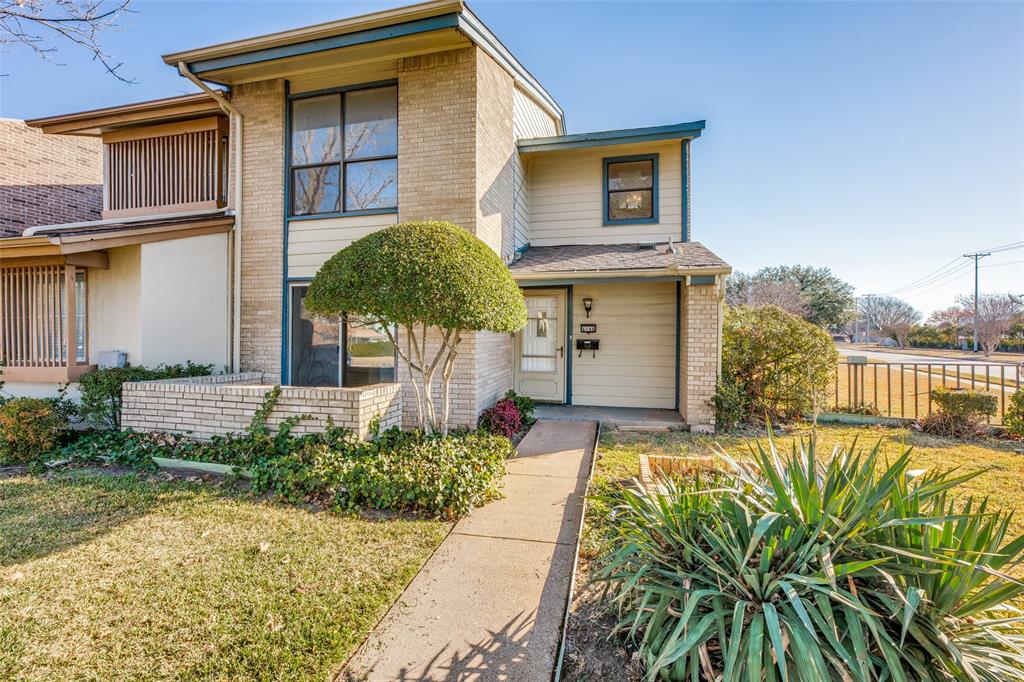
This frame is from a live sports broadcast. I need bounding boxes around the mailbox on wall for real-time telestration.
[575,338,599,358]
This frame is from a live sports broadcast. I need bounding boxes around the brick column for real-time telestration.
[233,79,286,382]
[396,47,517,427]
[679,280,724,432]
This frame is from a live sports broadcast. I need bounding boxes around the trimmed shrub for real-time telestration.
[599,435,1024,680]
[306,221,526,435]
[503,389,536,424]
[77,361,213,429]
[478,398,522,438]
[921,387,998,437]
[1006,389,1024,439]
[715,305,838,427]
[332,432,513,519]
[0,398,67,464]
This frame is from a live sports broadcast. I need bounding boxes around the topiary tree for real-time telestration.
[306,221,527,435]
[715,304,838,427]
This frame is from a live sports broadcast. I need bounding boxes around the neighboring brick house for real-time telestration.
[0,118,102,235]
[0,0,731,432]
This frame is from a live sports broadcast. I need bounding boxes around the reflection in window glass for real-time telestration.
[607,160,653,190]
[608,189,653,221]
[293,166,341,215]
[344,86,397,160]
[606,157,655,222]
[290,286,340,387]
[344,316,396,387]
[291,95,341,165]
[345,158,398,211]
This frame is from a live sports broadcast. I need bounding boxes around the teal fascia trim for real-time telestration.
[456,10,565,132]
[680,139,690,242]
[189,14,461,74]
[518,121,705,153]
[688,275,717,286]
[603,153,659,226]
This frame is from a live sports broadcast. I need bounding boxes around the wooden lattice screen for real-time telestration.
[103,117,227,218]
[0,265,71,368]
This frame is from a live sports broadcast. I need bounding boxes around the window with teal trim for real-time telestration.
[603,154,658,225]
[289,85,398,216]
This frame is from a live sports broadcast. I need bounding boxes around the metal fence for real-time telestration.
[834,361,1022,423]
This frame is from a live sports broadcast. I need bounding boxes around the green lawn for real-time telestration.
[0,469,449,681]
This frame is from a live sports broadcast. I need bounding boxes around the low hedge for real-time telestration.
[0,398,67,465]
[57,387,514,519]
[77,361,213,430]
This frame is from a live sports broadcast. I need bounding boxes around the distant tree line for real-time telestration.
[726,265,1024,357]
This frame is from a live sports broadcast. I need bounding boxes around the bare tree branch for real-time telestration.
[0,1,136,83]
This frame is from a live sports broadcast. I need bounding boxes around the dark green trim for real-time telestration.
[519,283,573,406]
[566,284,573,405]
[674,280,681,411]
[603,153,659,226]
[189,15,461,74]
[680,139,690,242]
[456,11,565,130]
[280,80,292,382]
[518,121,705,153]
[688,275,717,286]
[287,209,397,222]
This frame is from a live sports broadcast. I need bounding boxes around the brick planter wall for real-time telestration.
[121,374,401,440]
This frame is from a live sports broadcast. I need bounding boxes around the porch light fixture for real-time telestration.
[582,297,593,317]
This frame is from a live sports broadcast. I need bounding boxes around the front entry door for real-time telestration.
[515,289,567,403]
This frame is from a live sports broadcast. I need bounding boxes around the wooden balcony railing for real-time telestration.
[0,263,94,382]
[103,116,228,219]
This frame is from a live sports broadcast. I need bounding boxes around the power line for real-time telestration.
[982,258,1024,269]
[870,240,1021,298]
[876,257,964,296]
[882,261,973,297]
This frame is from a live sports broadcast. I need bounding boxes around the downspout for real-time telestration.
[177,61,243,374]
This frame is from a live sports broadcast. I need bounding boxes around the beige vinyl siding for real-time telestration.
[287,213,398,278]
[513,87,558,139]
[528,140,682,246]
[570,281,676,409]
[511,88,557,254]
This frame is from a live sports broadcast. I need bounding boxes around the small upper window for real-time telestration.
[290,85,398,216]
[604,155,658,224]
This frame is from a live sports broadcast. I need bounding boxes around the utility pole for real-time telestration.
[963,251,991,352]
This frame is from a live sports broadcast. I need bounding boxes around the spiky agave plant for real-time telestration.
[597,434,1024,681]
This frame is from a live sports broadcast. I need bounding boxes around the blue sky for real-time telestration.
[1,0,1021,315]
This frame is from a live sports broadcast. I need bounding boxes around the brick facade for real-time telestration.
[0,118,102,235]
[233,80,286,382]
[679,281,724,432]
[121,373,401,440]
[393,47,517,427]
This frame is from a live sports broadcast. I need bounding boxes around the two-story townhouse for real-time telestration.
[0,0,730,432]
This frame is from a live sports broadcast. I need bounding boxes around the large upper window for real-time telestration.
[288,284,397,387]
[603,154,658,225]
[290,85,398,216]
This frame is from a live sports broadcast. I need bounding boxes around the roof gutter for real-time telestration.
[22,207,229,236]
[177,61,243,375]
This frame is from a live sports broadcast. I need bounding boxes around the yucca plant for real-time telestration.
[597,434,1024,681]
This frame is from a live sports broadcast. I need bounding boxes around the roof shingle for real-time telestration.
[508,241,730,276]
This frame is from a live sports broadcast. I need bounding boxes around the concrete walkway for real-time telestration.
[344,419,597,681]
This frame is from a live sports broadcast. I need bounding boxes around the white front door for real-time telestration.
[515,289,567,403]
